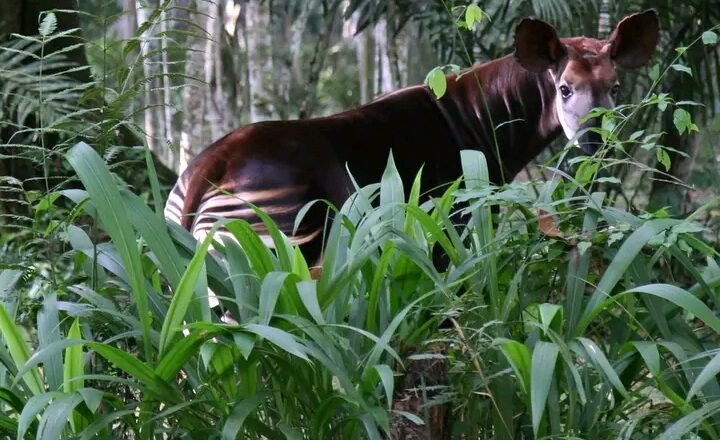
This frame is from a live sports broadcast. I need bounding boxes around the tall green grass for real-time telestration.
[1,135,719,438]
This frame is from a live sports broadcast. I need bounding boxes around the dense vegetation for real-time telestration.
[1,1,720,438]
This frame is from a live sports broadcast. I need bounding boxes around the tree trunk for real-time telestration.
[179,0,213,173]
[355,18,376,104]
[297,0,342,119]
[135,1,158,155]
[385,0,402,90]
[245,1,273,122]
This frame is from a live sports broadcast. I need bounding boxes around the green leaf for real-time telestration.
[576,219,680,335]
[531,341,559,438]
[37,393,84,440]
[37,292,63,392]
[296,281,324,325]
[631,342,661,376]
[259,272,291,326]
[702,31,718,45]
[0,304,43,395]
[159,231,214,357]
[156,328,220,381]
[380,152,404,231]
[425,67,447,99]
[673,108,698,135]
[686,350,720,403]
[244,324,309,361]
[670,63,692,76]
[373,364,395,410]
[67,142,152,361]
[657,400,720,440]
[221,393,269,440]
[121,190,184,290]
[649,64,660,82]
[656,148,671,171]
[87,342,179,401]
[63,319,84,394]
[18,392,62,439]
[627,284,720,333]
[498,339,531,395]
[577,338,629,399]
[464,4,485,29]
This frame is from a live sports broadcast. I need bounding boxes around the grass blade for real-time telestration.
[67,141,152,361]
[159,231,214,357]
[531,341,559,438]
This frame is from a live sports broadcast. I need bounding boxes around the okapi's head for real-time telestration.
[514,10,659,154]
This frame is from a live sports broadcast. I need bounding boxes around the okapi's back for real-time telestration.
[163,85,463,262]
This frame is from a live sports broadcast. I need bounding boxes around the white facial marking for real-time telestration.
[555,94,576,139]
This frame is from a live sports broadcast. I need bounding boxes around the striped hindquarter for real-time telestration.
[164,167,324,262]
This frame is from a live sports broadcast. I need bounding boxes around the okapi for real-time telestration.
[165,10,659,264]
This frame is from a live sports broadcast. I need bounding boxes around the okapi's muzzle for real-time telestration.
[577,117,604,155]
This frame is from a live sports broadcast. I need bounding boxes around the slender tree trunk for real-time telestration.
[373,17,393,96]
[355,18,376,104]
[297,0,342,119]
[385,0,402,89]
[135,1,157,154]
[159,6,176,169]
[245,1,273,121]
[117,0,138,40]
[179,0,213,173]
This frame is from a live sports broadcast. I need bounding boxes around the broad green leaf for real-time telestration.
[296,281,324,325]
[38,292,62,392]
[576,219,679,335]
[649,64,660,82]
[0,304,43,395]
[531,341,559,438]
[221,392,269,440]
[156,328,221,381]
[702,31,718,45]
[464,4,485,29]
[122,190,184,289]
[63,319,84,394]
[686,350,720,402]
[538,303,562,334]
[259,272,291,326]
[67,142,152,360]
[657,400,720,440]
[87,342,179,401]
[577,338,629,399]
[159,231,214,356]
[625,284,720,334]
[18,392,63,440]
[244,324,309,361]
[631,341,661,375]
[656,148,671,171]
[373,364,395,410]
[498,339,531,395]
[673,108,698,135]
[425,67,447,99]
[37,393,84,440]
[380,152,404,231]
[670,63,692,76]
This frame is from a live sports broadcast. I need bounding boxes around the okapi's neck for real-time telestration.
[438,54,562,183]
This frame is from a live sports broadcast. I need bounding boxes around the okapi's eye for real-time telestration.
[611,84,620,96]
[559,85,573,100]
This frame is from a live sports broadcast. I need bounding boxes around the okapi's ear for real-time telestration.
[514,18,567,73]
[607,9,659,69]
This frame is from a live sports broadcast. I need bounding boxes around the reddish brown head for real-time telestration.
[513,10,660,154]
